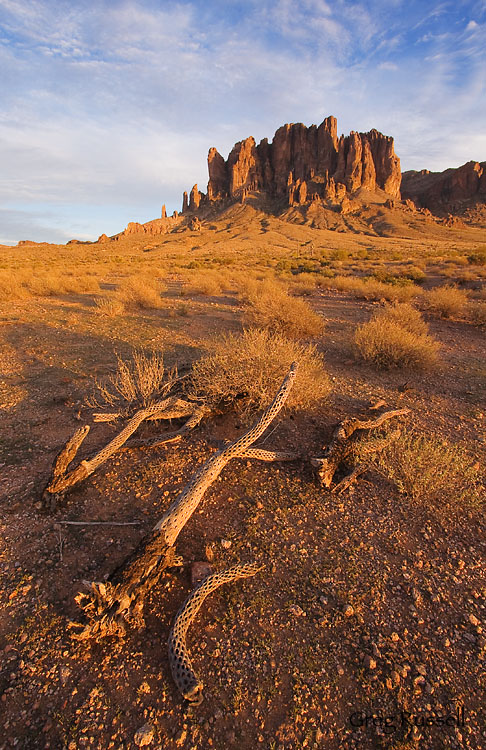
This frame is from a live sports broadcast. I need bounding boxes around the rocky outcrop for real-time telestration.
[401,161,486,214]
[199,116,401,208]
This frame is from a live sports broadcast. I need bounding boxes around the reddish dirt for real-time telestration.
[0,283,485,750]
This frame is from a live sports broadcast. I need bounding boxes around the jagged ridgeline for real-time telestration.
[112,115,486,240]
[184,115,401,210]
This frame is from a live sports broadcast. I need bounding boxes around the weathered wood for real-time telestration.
[312,408,410,488]
[42,398,205,510]
[71,365,298,640]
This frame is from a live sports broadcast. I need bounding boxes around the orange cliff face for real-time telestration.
[181,115,402,214]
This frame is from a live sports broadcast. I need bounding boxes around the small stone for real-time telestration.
[363,655,377,670]
[220,539,232,549]
[343,604,354,617]
[416,664,427,676]
[289,604,305,617]
[191,562,212,587]
[469,614,480,627]
[391,670,400,687]
[391,632,399,642]
[175,729,187,746]
[134,724,154,747]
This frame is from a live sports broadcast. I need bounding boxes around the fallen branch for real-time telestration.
[168,561,263,705]
[311,408,410,488]
[71,363,298,640]
[42,397,204,511]
[58,520,141,527]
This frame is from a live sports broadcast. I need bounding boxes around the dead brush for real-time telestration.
[423,284,468,318]
[240,278,324,338]
[117,275,165,309]
[88,350,174,411]
[355,304,439,369]
[94,296,125,317]
[190,327,331,414]
[364,431,484,517]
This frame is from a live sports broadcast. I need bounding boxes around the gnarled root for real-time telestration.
[312,408,410,488]
[168,562,263,705]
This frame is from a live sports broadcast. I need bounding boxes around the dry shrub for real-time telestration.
[290,273,319,296]
[191,328,331,413]
[355,307,439,369]
[0,271,31,301]
[376,302,429,336]
[424,284,468,318]
[0,270,100,299]
[242,278,324,338]
[331,275,417,303]
[468,301,486,326]
[370,431,483,515]
[90,350,168,409]
[94,296,125,317]
[184,271,224,296]
[117,275,165,309]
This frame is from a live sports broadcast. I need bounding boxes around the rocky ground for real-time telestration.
[0,227,485,750]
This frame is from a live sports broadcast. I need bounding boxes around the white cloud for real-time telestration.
[0,0,485,242]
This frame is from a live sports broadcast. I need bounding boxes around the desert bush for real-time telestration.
[424,284,468,318]
[191,328,331,413]
[368,431,483,515]
[241,278,323,338]
[331,275,417,303]
[94,296,125,317]
[468,251,486,266]
[377,302,429,336]
[401,265,427,284]
[355,310,439,370]
[0,271,31,301]
[290,273,319,296]
[184,270,224,296]
[468,301,486,326]
[90,350,168,409]
[117,275,165,309]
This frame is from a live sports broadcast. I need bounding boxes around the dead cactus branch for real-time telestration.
[71,363,298,640]
[312,408,410,488]
[42,397,204,510]
[168,562,263,705]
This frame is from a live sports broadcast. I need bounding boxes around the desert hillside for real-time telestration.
[0,203,485,750]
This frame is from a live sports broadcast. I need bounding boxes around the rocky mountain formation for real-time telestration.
[99,115,486,243]
[184,116,402,213]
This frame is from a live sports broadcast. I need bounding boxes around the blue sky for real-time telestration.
[0,0,485,244]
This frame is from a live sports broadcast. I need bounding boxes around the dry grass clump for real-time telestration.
[117,275,165,309]
[183,271,224,296]
[376,302,429,336]
[90,350,169,409]
[289,273,320,296]
[191,328,331,413]
[468,301,486,326]
[94,296,125,317]
[241,278,324,338]
[0,272,31,301]
[355,305,439,369]
[370,431,483,515]
[330,275,418,303]
[0,269,100,299]
[424,284,468,318]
